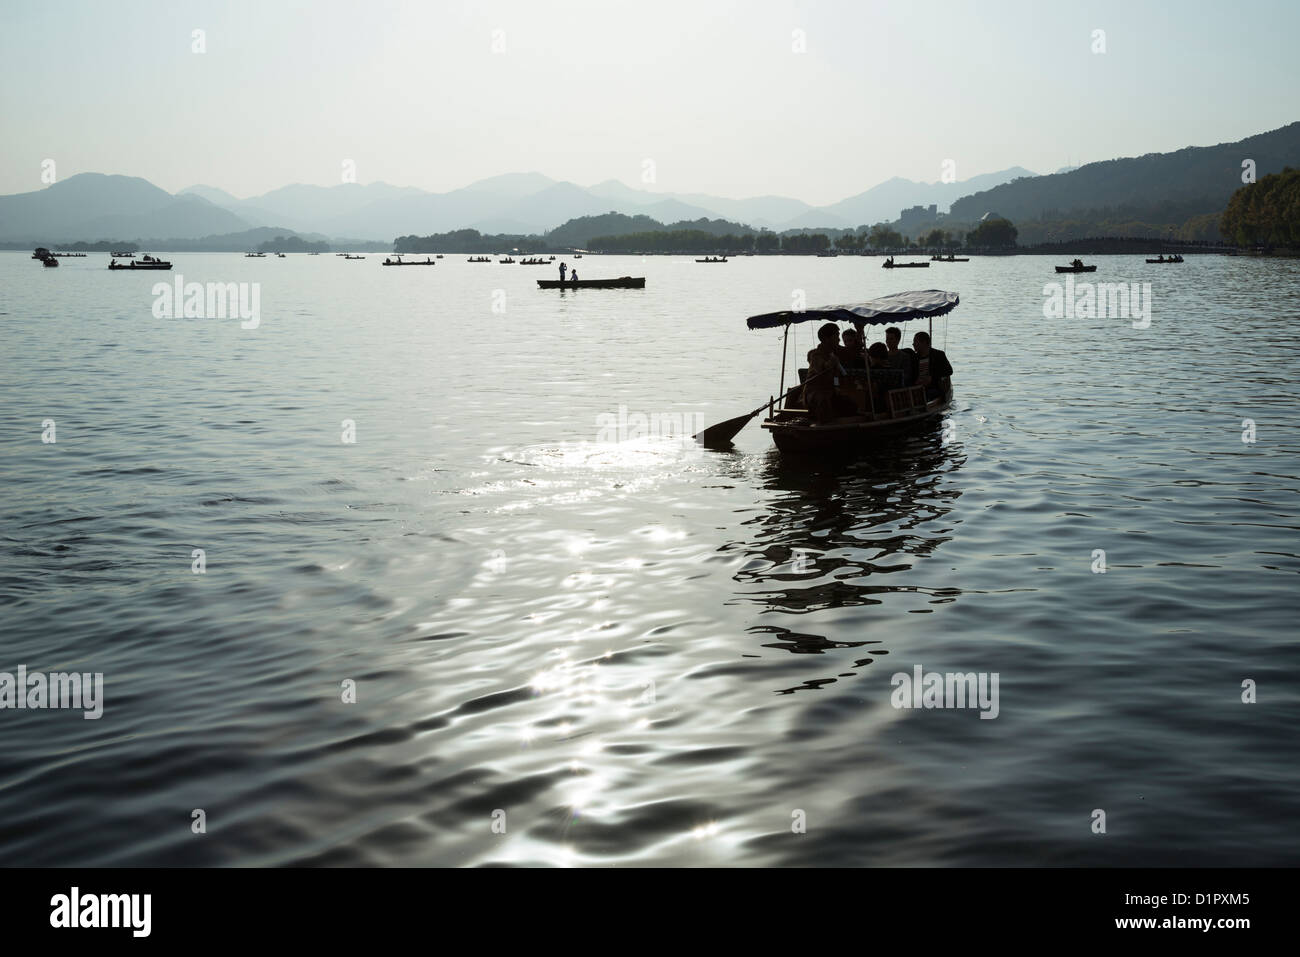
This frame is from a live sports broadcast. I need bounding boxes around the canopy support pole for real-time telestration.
[778,325,789,409]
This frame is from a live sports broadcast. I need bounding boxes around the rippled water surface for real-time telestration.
[2,251,1298,866]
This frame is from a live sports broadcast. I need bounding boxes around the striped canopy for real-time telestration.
[746,289,960,329]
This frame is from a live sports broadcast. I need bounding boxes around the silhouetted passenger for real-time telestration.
[803,323,846,424]
[912,331,953,400]
[885,326,918,385]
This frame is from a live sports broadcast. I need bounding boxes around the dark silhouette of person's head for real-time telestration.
[817,322,840,345]
[912,330,932,356]
[885,326,902,349]
[867,342,889,364]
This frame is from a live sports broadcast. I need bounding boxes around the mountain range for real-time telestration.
[0,167,1037,244]
[3,121,1296,245]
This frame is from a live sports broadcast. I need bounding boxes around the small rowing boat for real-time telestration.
[1055,264,1096,273]
[696,256,728,263]
[710,289,959,454]
[537,277,646,289]
[1145,256,1184,263]
[109,255,172,270]
[883,260,930,268]
[930,255,969,262]
[383,257,435,265]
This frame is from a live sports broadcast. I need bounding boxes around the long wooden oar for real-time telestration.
[694,371,829,449]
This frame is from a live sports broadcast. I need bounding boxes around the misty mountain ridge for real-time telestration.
[4,123,1297,243]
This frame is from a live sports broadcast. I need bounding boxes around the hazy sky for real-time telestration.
[2,0,1296,204]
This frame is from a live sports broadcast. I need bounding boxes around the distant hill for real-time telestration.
[948,122,1300,231]
[0,173,251,242]
[820,167,1038,226]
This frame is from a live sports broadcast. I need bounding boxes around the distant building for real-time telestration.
[899,204,939,229]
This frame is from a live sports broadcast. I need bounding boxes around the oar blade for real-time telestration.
[694,409,760,449]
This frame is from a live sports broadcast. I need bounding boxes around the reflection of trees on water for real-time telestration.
[724,427,964,692]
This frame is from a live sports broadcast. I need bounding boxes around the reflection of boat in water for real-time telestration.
[727,439,963,692]
[733,290,959,454]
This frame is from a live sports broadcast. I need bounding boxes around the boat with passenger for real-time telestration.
[882,256,930,268]
[1055,259,1095,273]
[537,276,645,289]
[696,256,728,263]
[1146,254,1184,263]
[696,289,958,453]
[382,255,435,265]
[108,255,172,270]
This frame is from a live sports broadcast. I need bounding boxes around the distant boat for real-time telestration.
[520,257,548,265]
[816,252,838,258]
[882,260,930,268]
[52,252,86,257]
[276,252,286,258]
[383,256,435,266]
[467,256,492,263]
[343,254,365,260]
[1146,255,1184,263]
[499,257,516,264]
[696,256,728,263]
[42,256,59,267]
[436,254,444,258]
[537,277,646,289]
[930,255,969,262]
[32,247,51,260]
[245,252,266,258]
[573,254,583,259]
[1055,263,1096,273]
[109,255,172,270]
[110,250,136,258]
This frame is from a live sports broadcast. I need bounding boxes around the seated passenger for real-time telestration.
[911,330,953,400]
[885,326,918,385]
[838,328,866,369]
[803,323,846,424]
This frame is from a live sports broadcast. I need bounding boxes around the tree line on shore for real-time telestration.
[1220,168,1300,247]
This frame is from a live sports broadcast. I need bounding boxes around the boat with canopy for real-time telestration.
[696,289,958,452]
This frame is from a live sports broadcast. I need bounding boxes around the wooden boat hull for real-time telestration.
[537,277,646,289]
[883,262,930,268]
[382,261,436,265]
[1055,265,1096,272]
[931,257,969,262]
[108,262,172,270]
[762,390,951,453]
[43,259,59,267]
[1145,259,1183,264]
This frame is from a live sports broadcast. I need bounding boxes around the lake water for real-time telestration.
[1,250,1297,866]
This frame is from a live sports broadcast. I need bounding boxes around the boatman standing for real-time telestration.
[559,261,568,283]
